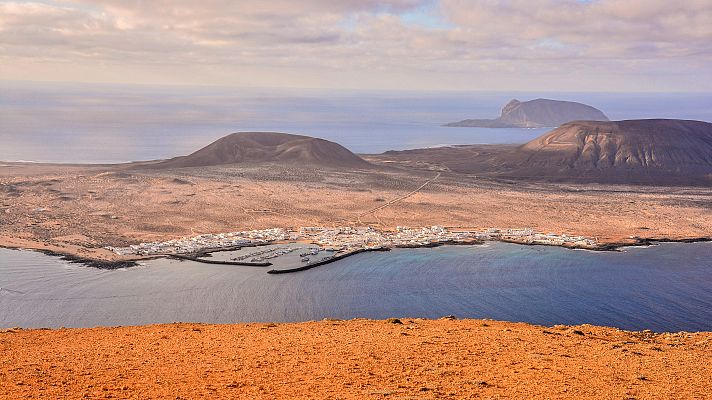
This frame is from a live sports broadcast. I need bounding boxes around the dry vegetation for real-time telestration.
[1,161,710,261]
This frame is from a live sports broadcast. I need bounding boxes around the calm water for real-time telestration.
[2,82,712,163]
[1,242,711,331]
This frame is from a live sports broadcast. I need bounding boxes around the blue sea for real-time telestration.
[1,242,711,331]
[3,84,711,332]
[2,82,712,163]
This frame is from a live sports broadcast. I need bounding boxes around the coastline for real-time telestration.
[1,233,710,270]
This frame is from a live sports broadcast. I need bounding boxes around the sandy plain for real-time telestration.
[1,318,711,399]
[0,160,710,261]
[2,152,711,400]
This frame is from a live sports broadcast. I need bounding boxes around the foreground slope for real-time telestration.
[445,98,609,128]
[151,131,372,169]
[2,319,710,399]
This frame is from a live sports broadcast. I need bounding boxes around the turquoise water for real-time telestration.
[1,242,710,331]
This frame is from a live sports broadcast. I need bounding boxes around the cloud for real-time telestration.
[0,0,711,90]
[440,0,712,59]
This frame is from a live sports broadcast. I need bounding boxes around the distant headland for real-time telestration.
[445,98,609,128]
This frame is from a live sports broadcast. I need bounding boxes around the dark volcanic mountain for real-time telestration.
[152,132,372,169]
[372,119,712,185]
[506,119,712,184]
[445,98,609,128]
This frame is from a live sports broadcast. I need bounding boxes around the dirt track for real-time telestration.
[1,162,710,262]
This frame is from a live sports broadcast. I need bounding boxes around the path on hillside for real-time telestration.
[357,172,441,224]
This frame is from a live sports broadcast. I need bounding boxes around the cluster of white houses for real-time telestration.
[108,226,598,257]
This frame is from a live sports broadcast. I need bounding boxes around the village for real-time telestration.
[108,226,599,257]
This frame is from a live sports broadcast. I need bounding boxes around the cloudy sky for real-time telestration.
[1,0,711,91]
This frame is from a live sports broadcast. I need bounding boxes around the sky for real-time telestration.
[1,0,711,91]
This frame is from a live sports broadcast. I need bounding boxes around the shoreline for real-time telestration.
[1,235,711,270]
[267,246,391,274]
[3,316,711,335]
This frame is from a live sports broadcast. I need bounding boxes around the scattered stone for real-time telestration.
[386,318,403,325]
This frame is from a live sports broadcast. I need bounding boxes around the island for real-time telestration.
[1,128,710,268]
[445,98,609,128]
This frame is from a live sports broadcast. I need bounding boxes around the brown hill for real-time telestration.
[445,98,609,128]
[507,119,712,184]
[151,132,372,169]
[373,119,712,185]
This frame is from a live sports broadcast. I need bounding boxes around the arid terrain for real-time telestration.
[2,318,711,399]
[1,160,710,262]
[1,132,711,400]
[380,119,712,186]
[1,127,711,262]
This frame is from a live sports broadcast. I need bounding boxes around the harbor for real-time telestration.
[104,226,600,273]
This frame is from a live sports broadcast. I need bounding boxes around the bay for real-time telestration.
[1,242,710,332]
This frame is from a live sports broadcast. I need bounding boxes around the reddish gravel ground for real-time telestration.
[1,319,711,399]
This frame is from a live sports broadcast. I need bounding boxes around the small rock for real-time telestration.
[571,330,585,336]
[386,318,403,325]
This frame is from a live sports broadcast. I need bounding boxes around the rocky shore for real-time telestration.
[2,232,711,270]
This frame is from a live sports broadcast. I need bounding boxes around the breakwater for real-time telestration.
[267,247,390,274]
[170,254,272,267]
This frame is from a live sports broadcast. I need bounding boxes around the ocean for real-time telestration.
[1,242,711,331]
[2,82,712,163]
